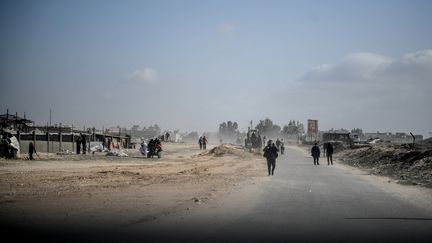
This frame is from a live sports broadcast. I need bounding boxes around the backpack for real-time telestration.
[263,148,269,158]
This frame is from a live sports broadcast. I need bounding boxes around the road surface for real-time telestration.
[125,146,432,242]
[7,146,432,242]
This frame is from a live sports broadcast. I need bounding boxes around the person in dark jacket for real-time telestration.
[198,136,203,150]
[311,143,320,165]
[280,139,285,155]
[323,142,327,157]
[76,135,81,154]
[28,142,37,160]
[81,134,86,154]
[202,136,208,150]
[263,140,279,176]
[325,142,334,165]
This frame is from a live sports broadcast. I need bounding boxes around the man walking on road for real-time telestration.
[275,138,281,150]
[198,136,203,150]
[76,135,81,154]
[81,134,87,154]
[263,140,279,176]
[325,142,334,165]
[311,143,320,165]
[202,136,208,150]
[28,142,37,160]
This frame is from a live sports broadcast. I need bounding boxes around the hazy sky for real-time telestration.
[1,0,431,137]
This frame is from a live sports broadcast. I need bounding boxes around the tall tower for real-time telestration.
[307,119,318,142]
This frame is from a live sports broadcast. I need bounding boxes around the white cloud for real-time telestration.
[377,49,432,84]
[218,21,236,35]
[128,67,159,83]
[272,49,432,137]
[299,49,432,85]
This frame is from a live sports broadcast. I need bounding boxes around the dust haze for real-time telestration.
[1,1,432,242]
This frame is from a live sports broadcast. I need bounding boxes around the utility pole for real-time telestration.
[49,109,52,127]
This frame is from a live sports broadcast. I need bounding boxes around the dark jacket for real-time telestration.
[326,143,334,154]
[29,142,36,154]
[311,145,320,157]
[263,145,279,160]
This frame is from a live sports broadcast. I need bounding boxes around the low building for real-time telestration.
[364,132,423,144]
[322,132,353,145]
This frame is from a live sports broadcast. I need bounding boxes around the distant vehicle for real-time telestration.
[245,129,262,151]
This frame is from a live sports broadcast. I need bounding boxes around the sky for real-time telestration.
[0,0,431,137]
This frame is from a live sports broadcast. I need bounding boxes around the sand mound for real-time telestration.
[201,144,249,157]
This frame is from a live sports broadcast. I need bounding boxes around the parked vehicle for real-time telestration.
[244,129,262,151]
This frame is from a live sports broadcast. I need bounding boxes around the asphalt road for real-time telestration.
[125,146,432,243]
[7,146,432,242]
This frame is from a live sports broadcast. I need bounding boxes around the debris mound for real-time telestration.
[339,144,432,187]
[202,144,248,157]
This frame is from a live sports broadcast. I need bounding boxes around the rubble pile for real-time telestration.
[201,144,249,157]
[338,144,432,187]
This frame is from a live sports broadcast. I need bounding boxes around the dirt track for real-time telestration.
[0,143,265,228]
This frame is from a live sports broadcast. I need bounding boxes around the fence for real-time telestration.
[12,131,129,154]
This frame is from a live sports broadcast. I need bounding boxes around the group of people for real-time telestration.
[263,140,335,176]
[198,136,208,150]
[159,132,170,142]
[311,142,334,165]
[247,132,262,149]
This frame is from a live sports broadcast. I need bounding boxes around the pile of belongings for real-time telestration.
[105,149,128,157]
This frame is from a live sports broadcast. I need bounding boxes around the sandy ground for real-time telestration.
[3,142,432,241]
[0,143,266,229]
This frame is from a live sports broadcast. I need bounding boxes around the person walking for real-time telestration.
[263,140,279,176]
[275,138,281,150]
[28,142,37,160]
[323,142,327,157]
[326,142,334,165]
[81,134,86,154]
[280,139,285,155]
[76,135,81,154]
[198,136,203,150]
[311,143,320,165]
[202,136,208,150]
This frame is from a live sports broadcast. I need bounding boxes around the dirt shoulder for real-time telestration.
[0,143,266,229]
